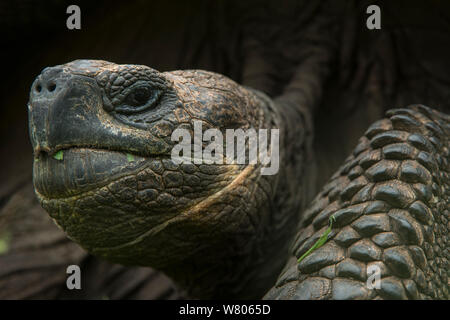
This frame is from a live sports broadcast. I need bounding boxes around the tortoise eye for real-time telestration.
[125,87,151,106]
[115,85,161,115]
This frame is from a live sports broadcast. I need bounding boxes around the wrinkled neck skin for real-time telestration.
[163,91,313,299]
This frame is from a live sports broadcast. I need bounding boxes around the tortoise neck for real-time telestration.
[163,94,314,299]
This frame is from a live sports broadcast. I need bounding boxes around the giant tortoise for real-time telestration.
[27,59,449,299]
[0,0,448,300]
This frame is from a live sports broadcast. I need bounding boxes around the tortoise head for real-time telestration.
[28,60,285,295]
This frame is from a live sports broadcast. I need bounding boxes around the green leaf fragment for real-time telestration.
[126,153,135,162]
[297,214,336,264]
[0,232,11,255]
[53,150,64,160]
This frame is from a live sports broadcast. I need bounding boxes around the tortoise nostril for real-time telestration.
[32,67,64,97]
[48,82,56,92]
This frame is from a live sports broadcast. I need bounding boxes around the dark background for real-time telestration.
[0,0,449,299]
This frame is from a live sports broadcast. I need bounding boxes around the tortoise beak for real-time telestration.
[28,66,103,158]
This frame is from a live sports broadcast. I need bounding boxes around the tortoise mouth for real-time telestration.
[33,147,152,199]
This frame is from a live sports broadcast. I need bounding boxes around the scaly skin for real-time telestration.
[265,105,449,299]
[28,60,312,299]
[28,60,448,299]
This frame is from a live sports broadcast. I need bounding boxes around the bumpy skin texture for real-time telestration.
[28,60,311,299]
[28,61,449,300]
[265,105,449,300]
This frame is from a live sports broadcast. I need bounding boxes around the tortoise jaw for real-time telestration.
[33,147,149,200]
